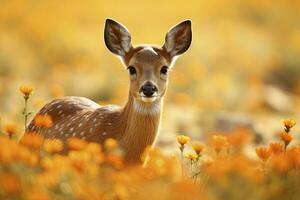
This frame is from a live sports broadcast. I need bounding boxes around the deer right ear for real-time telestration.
[163,20,192,58]
[104,19,132,57]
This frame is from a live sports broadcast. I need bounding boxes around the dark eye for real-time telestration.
[160,66,169,75]
[127,66,136,75]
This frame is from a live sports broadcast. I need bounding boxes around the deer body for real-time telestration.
[25,19,192,164]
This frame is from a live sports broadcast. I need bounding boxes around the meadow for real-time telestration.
[1,0,300,199]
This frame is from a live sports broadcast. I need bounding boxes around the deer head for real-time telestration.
[104,19,192,114]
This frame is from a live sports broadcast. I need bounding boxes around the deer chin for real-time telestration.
[139,92,159,103]
[141,96,157,103]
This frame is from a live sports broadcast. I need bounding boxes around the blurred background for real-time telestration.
[1,0,300,149]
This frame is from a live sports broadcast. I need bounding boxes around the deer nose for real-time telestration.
[141,82,157,97]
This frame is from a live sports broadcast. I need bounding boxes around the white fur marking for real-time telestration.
[133,99,161,115]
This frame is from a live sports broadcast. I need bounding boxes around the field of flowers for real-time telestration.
[1,0,300,199]
[1,98,300,199]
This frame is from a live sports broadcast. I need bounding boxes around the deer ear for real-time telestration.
[163,20,192,58]
[104,19,132,57]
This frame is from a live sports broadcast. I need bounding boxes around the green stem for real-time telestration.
[24,98,28,131]
[190,160,193,178]
[23,96,31,132]
[180,149,184,180]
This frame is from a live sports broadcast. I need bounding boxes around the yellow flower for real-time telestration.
[176,135,190,146]
[185,152,198,161]
[211,135,229,153]
[192,142,205,155]
[255,147,271,162]
[269,142,284,154]
[19,85,33,97]
[104,138,118,150]
[281,119,296,131]
[280,132,293,146]
[34,114,53,128]
[4,123,17,138]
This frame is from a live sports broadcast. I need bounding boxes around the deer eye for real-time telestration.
[160,66,169,75]
[127,66,136,75]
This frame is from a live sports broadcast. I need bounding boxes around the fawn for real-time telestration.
[25,19,192,164]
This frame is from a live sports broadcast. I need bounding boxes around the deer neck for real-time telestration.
[119,95,162,163]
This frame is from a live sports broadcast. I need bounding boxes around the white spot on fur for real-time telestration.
[102,132,107,136]
[78,123,82,127]
[144,46,158,55]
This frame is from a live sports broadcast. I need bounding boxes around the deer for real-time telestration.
[25,19,192,164]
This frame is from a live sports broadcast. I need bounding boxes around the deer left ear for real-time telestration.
[163,20,192,58]
[104,19,132,57]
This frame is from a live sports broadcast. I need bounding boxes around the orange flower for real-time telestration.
[43,139,64,153]
[106,154,123,169]
[281,119,296,131]
[280,132,293,146]
[211,135,229,153]
[255,147,271,162]
[19,85,33,98]
[227,127,252,147]
[176,135,190,146]
[270,154,291,172]
[0,173,22,194]
[269,142,284,154]
[19,132,43,150]
[68,138,87,151]
[4,123,17,138]
[192,142,205,155]
[286,146,300,168]
[34,114,53,128]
